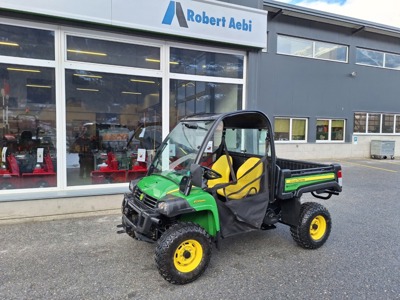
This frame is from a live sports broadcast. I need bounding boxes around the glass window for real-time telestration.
[274,118,290,141]
[316,119,345,142]
[314,41,348,62]
[0,63,56,189]
[170,48,244,78]
[0,23,55,60]
[170,80,242,129]
[356,48,384,67]
[65,69,162,186]
[354,113,366,133]
[292,119,306,140]
[395,115,400,134]
[277,35,312,58]
[274,117,307,142]
[384,53,400,70]
[382,114,394,133]
[277,35,348,62]
[368,113,381,133]
[66,36,160,69]
[316,120,329,141]
[225,128,267,156]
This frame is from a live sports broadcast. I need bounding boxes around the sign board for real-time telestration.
[0,0,267,48]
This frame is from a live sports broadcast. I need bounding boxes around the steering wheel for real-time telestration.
[201,166,222,180]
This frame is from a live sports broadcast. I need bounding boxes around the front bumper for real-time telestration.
[121,193,161,242]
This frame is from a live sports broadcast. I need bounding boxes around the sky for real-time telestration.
[275,0,400,28]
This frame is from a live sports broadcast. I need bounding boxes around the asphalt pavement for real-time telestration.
[1,158,400,300]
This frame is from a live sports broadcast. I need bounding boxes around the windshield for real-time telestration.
[150,119,216,182]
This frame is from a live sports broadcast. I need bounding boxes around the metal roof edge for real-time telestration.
[263,0,400,38]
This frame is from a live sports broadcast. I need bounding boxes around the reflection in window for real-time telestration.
[170,80,242,129]
[354,112,400,134]
[277,35,348,62]
[356,48,384,67]
[314,41,348,62]
[67,36,160,69]
[316,119,345,142]
[65,69,162,186]
[0,23,55,60]
[382,114,394,133]
[170,48,244,78]
[368,113,381,133]
[353,112,366,133]
[274,117,307,142]
[0,64,56,189]
[396,115,400,134]
[384,53,400,70]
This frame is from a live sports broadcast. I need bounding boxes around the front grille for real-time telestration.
[133,187,158,209]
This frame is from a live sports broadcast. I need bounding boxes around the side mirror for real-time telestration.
[179,176,192,196]
[190,163,205,188]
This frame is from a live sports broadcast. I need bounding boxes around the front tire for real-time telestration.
[154,222,212,284]
[290,202,332,249]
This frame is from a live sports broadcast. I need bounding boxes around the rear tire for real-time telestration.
[154,222,212,284]
[290,202,331,249]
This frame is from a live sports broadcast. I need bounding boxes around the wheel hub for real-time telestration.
[174,239,203,273]
[309,215,327,241]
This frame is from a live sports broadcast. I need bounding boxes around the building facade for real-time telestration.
[1,0,400,217]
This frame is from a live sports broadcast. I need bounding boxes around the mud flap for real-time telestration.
[280,197,301,226]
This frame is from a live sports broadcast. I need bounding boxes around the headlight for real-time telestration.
[157,201,168,214]
[129,180,136,192]
[156,197,193,217]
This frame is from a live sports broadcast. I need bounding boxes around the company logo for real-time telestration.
[139,193,145,201]
[162,1,188,28]
[162,0,253,32]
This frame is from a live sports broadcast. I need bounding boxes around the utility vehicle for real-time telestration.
[119,110,342,284]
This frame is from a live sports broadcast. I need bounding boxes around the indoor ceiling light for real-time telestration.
[67,49,107,56]
[121,91,142,95]
[73,74,103,78]
[7,67,41,73]
[0,41,19,47]
[145,58,160,63]
[145,58,179,65]
[76,88,99,92]
[26,84,52,88]
[130,79,156,84]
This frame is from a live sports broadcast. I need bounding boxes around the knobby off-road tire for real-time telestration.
[154,222,212,285]
[290,202,332,249]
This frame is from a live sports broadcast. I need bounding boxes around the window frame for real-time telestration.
[353,112,400,135]
[274,117,308,143]
[277,35,348,63]
[316,119,346,143]
[356,47,400,71]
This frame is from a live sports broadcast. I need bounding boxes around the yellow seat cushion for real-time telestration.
[218,157,263,200]
[207,155,232,188]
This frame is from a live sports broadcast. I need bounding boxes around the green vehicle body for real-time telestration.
[136,176,220,236]
[120,110,342,284]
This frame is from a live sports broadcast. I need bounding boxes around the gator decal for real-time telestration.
[285,173,335,192]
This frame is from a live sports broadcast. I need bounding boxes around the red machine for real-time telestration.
[21,149,56,188]
[0,148,20,189]
[91,151,127,184]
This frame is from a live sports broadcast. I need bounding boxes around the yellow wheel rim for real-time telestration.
[309,215,327,241]
[173,239,203,273]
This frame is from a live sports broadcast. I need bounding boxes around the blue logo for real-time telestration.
[162,1,188,28]
[162,0,253,32]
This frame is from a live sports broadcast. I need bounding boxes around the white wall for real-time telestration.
[276,135,400,160]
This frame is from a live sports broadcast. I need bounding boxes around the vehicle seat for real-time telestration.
[207,154,232,188]
[218,157,263,200]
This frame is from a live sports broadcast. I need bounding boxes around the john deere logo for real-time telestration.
[162,1,188,28]
[139,193,145,201]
